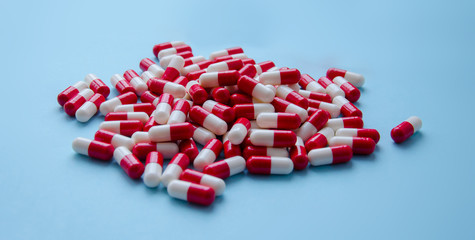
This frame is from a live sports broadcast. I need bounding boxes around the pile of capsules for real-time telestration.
[58,41,422,206]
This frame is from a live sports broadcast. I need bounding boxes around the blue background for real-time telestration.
[1,0,474,239]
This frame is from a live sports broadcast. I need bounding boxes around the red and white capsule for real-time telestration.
[308,99,341,118]
[157,45,192,59]
[202,100,236,123]
[57,81,88,106]
[193,139,223,171]
[180,169,225,196]
[147,78,186,98]
[189,106,228,135]
[153,41,186,57]
[254,61,276,75]
[276,85,308,109]
[167,99,191,124]
[167,180,215,206]
[249,129,297,148]
[233,103,275,120]
[161,56,185,81]
[222,133,242,158]
[297,109,330,141]
[148,122,194,142]
[327,68,365,88]
[182,60,214,75]
[75,93,105,122]
[227,118,251,145]
[64,89,94,117]
[239,64,258,78]
[123,70,148,96]
[332,76,361,102]
[214,53,248,63]
[298,74,325,93]
[257,112,301,130]
[271,97,308,122]
[210,87,230,104]
[131,131,150,144]
[94,129,135,150]
[290,137,309,170]
[179,138,199,161]
[325,116,364,131]
[209,47,244,60]
[110,74,135,94]
[298,90,332,103]
[308,145,353,166]
[132,142,179,160]
[100,92,138,115]
[113,147,144,179]
[72,137,114,161]
[199,70,240,88]
[391,116,422,143]
[114,103,155,116]
[203,156,246,179]
[161,153,190,187]
[237,76,276,103]
[242,146,289,160]
[317,77,345,99]
[332,96,362,117]
[336,128,380,143]
[329,136,375,155]
[305,127,334,151]
[159,52,195,68]
[185,80,208,105]
[143,151,164,188]
[247,156,294,175]
[191,124,217,146]
[84,74,110,98]
[207,59,243,73]
[153,93,174,124]
[139,58,165,77]
[99,120,143,137]
[259,69,301,85]
[105,112,149,124]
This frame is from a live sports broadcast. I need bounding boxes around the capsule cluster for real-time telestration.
[59,41,422,206]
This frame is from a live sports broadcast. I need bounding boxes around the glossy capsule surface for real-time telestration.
[100,92,138,115]
[132,142,179,160]
[391,116,422,143]
[326,68,365,88]
[75,93,105,122]
[237,76,275,103]
[180,169,225,196]
[167,180,215,206]
[99,120,143,137]
[249,129,297,148]
[336,128,380,143]
[256,112,301,129]
[193,139,223,171]
[308,145,353,166]
[161,153,190,187]
[148,122,194,142]
[114,146,145,179]
[72,137,114,161]
[143,151,164,188]
[189,106,228,135]
[94,129,135,150]
[329,136,376,155]
[57,81,88,106]
[203,156,246,179]
[246,156,294,175]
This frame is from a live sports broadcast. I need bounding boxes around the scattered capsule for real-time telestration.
[167,99,191,124]
[333,96,362,118]
[207,59,244,72]
[227,118,251,145]
[238,64,257,78]
[297,109,330,141]
[180,169,225,196]
[123,70,148,96]
[256,112,301,130]
[202,100,236,122]
[290,137,309,170]
[140,91,159,104]
[276,85,308,109]
[143,151,164,188]
[249,129,297,148]
[214,53,248,63]
[149,122,194,142]
[72,137,114,161]
[153,41,186,57]
[167,180,215,206]
[243,146,289,160]
[100,92,138,115]
[153,93,174,124]
[57,81,88,106]
[105,112,149,124]
[193,139,223,171]
[94,129,135,150]
[75,93,105,122]
[233,103,275,120]
[229,93,253,105]
[308,145,353,166]
[298,90,332,103]
[210,87,231,104]
[222,132,242,158]
[182,60,214,75]
[143,116,158,131]
[271,97,308,122]
[332,77,360,102]
[209,47,244,60]
[189,106,228,135]
[391,116,422,143]
[305,127,335,151]
[147,78,186,98]
[247,156,294,175]
[114,146,144,179]
[64,89,94,117]
[114,103,155,116]
[157,45,192,59]
[141,70,163,85]
[162,56,185,81]
[99,120,143,137]
[259,69,301,85]
[191,123,217,146]
[84,74,110,98]
[307,99,341,118]
[329,136,376,155]
[161,153,190,187]
[325,116,364,131]
[110,74,135,94]
[203,156,246,179]
[186,80,208,105]
[237,75,276,103]
[185,69,206,81]
[179,138,199,161]
[132,142,179,160]
[336,128,380,143]
[326,68,365,88]
[298,74,325,93]
[199,70,240,88]
[317,77,345,99]
[139,58,165,77]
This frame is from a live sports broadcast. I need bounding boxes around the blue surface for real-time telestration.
[1,0,474,239]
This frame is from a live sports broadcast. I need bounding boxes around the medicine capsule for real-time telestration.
[233,103,275,120]
[94,129,135,150]
[256,112,301,129]
[72,137,114,161]
[202,100,236,123]
[123,70,148,96]
[173,76,189,87]
[153,41,186,57]
[114,103,155,116]
[139,58,165,77]
[57,81,88,106]
[84,73,110,98]
[203,156,246,179]
[214,53,248,63]
[332,96,362,117]
[180,169,225,196]
[199,70,240,88]
[141,70,163,85]
[99,120,143,137]
[227,118,251,145]
[182,60,214,75]
[64,89,94,117]
[185,80,208,105]
[209,47,244,60]
[249,129,297,148]
[167,99,191,124]
[243,146,289,160]
[336,128,380,143]
[259,69,301,85]
[247,156,293,175]
[332,76,360,102]
[157,45,192,59]
[298,74,325,93]
[142,151,164,188]
[179,138,199,161]
[298,90,332,103]
[110,74,135,94]
[114,146,144,179]
[254,61,276,75]
[131,131,151,144]
[159,51,194,68]
[210,87,230,104]
[305,127,334,151]
[161,56,185,81]
[189,106,228,135]
[140,91,159,104]
[100,92,138,115]
[153,93,174,124]
[191,123,217,146]
[308,99,341,118]
[238,64,257,78]
[297,109,330,141]
[105,112,149,124]
[307,107,332,120]
[223,132,241,157]
[185,70,206,81]
[207,59,244,73]
[148,122,194,142]
[276,85,308,109]
[237,76,276,103]
[391,116,422,143]
[317,77,345,99]
[162,153,190,187]
[75,93,105,122]
[327,68,365,88]
[147,78,186,99]
[271,97,308,122]
[183,56,206,67]
[143,116,158,131]
[193,139,223,171]
[308,145,353,166]
[229,93,253,105]
[132,142,179,160]
[329,136,376,155]
[168,180,215,206]
[290,137,309,170]
[325,116,364,131]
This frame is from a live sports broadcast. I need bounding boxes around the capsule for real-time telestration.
[290,137,309,170]
[147,78,186,98]
[183,56,207,67]
[153,93,174,124]
[336,128,380,143]
[222,132,241,158]
[72,137,114,161]
[161,153,190,187]
[238,64,257,78]
[157,45,192,59]
[168,180,215,206]
[297,109,330,141]
[139,58,165,77]
[193,139,223,171]
[247,156,293,175]
[332,96,362,118]
[161,56,185,81]
[391,116,422,143]
[94,129,135,150]
[113,147,144,179]
[249,129,297,148]
[305,127,334,151]
[327,68,365,88]
[329,136,375,155]
[237,76,275,103]
[202,156,245,179]
[233,103,275,120]
[114,103,155,116]
[123,70,148,96]
[308,99,341,118]
[64,89,94,117]
[142,151,164,188]
[307,107,332,120]
[131,131,151,144]
[143,116,158,131]
[202,100,235,122]
[207,59,244,73]
[271,97,308,122]
[210,87,230,104]
[298,90,332,103]
[140,91,158,104]
[227,118,251,145]
[75,93,105,122]
[132,142,179,160]
[110,74,135,94]
[275,85,308,109]
[191,124,217,146]
[105,112,149,124]
[185,70,206,81]
[317,77,344,99]
[149,122,194,142]
[185,80,208,105]
[57,81,88,106]
[254,61,276,75]
[179,138,199,161]
[209,47,244,60]
[256,112,301,130]
[189,106,228,135]
[214,53,248,63]
[259,69,301,85]
[173,76,189,87]
[308,145,353,166]
[199,70,240,88]
[332,77,360,102]
[159,51,194,68]
[167,99,191,124]
[153,41,186,57]
[99,120,143,137]
[243,146,289,160]
[182,60,214,75]
[141,70,164,85]
[298,74,325,93]
[325,116,364,131]
[180,169,225,196]
[100,92,138,115]
[84,74,110,98]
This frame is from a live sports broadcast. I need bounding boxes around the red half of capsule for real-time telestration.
[211,87,230,104]
[290,145,309,170]
[305,133,328,151]
[179,139,199,161]
[391,121,415,143]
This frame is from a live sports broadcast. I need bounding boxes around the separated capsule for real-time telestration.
[153,93,174,124]
[75,93,105,122]
[94,129,135,150]
[308,145,353,166]
[391,116,422,143]
[290,137,309,170]
[193,139,223,171]
[167,180,215,206]
[57,81,88,106]
[72,137,114,161]
[114,146,145,179]
[180,169,225,196]
[305,127,334,151]
[247,156,294,175]
[227,118,251,145]
[84,73,110,98]
[143,151,164,188]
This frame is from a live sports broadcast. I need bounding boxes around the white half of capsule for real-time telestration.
[308,148,334,166]
[73,81,89,91]
[167,111,187,124]
[319,102,341,118]
[143,163,163,188]
[275,85,294,99]
[148,125,172,142]
[194,149,217,171]
[113,146,132,165]
[192,126,217,146]
[332,95,349,108]
[227,123,248,145]
[265,148,289,158]
[318,127,335,141]
[287,83,301,92]
[250,104,275,119]
[251,83,276,103]
[344,72,365,88]
[131,131,151,144]
[325,119,346,131]
[198,72,220,88]
[325,84,345,99]
[109,134,135,150]
[167,180,192,200]
[163,82,186,98]
[406,116,422,132]
[167,56,185,72]
[249,130,275,147]
[209,50,230,60]
[100,98,122,115]
[224,156,246,176]
[76,101,98,122]
[202,114,228,136]
[332,76,349,87]
[297,122,318,142]
[181,64,201,75]
[109,112,149,124]
[305,81,326,93]
[259,71,282,85]
[129,77,148,96]
[149,65,165,78]
[256,113,279,129]
[335,128,359,138]
[328,137,354,148]
[154,103,172,124]
[110,74,125,87]
[285,104,308,122]
[198,174,225,196]
[162,165,183,187]
[83,73,99,85]
[206,61,230,73]
[72,137,92,156]
[99,121,121,134]
[154,142,179,159]
[270,157,294,174]
[158,48,178,59]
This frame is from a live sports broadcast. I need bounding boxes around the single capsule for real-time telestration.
[185,69,207,81]
[114,147,144,179]
[57,81,88,106]
[189,106,228,135]
[209,47,244,60]
[99,120,143,137]
[207,59,243,73]
[157,45,192,59]
[329,136,376,155]
[191,123,217,146]
[140,91,159,104]
[193,139,223,171]
[290,137,309,170]
[148,122,194,142]
[131,131,151,144]
[167,99,191,124]
[298,74,325,93]
[237,76,275,103]
[179,138,199,161]
[84,73,110,98]
[308,145,353,166]
[332,77,360,102]
[203,156,246,179]
[162,56,185,81]
[227,118,251,145]
[317,77,345,99]
[214,53,248,62]
[298,90,332,103]
[222,132,242,158]
[182,60,214,75]
[123,70,148,96]
[167,180,215,206]
[308,99,341,118]
[173,76,189,87]
[162,153,190,187]
[325,116,364,131]
[143,151,164,188]
[110,74,135,94]
[256,112,301,129]
[114,103,155,116]
[105,112,149,124]
[391,116,422,143]
[211,87,231,104]
[100,92,138,115]
[233,103,275,120]
[327,68,365,88]
[202,100,236,122]
[297,109,330,141]
[259,69,301,85]
[307,107,332,120]
[336,128,380,143]
[333,96,362,118]
[186,80,208,105]
[143,116,158,131]
[64,89,94,117]
[132,142,179,160]
[75,93,105,122]
[305,127,334,151]
[238,64,257,78]
[183,56,207,67]
[94,129,135,150]
[242,146,289,160]
[141,70,164,84]
[153,41,186,57]
[254,61,276,75]
[249,129,297,148]
[180,169,225,196]
[147,78,186,98]
[276,85,308,109]
[247,156,293,175]
[159,51,194,68]
[72,137,114,161]
[139,58,165,77]
[153,93,174,124]
[199,70,240,88]
[271,97,308,122]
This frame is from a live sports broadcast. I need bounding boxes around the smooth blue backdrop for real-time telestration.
[1,0,474,239]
